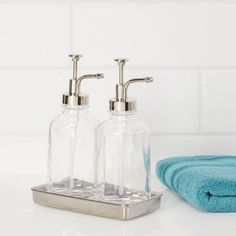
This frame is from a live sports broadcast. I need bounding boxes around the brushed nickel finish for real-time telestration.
[31,184,162,220]
[109,99,136,112]
[62,93,89,106]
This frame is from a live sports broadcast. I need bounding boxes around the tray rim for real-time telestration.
[31,184,163,207]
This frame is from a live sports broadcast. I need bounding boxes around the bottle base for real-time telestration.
[48,177,95,198]
[102,182,151,204]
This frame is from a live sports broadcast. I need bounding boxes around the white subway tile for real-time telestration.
[152,135,236,160]
[0,2,70,67]
[73,2,236,67]
[0,69,69,133]
[202,70,236,132]
[82,68,199,134]
[138,69,199,133]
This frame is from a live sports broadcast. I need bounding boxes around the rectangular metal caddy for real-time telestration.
[31,184,162,220]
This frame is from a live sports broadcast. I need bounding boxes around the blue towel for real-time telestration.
[156,155,236,212]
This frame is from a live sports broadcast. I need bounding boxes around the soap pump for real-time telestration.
[47,54,103,194]
[96,58,154,203]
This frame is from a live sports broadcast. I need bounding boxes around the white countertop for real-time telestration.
[1,175,236,236]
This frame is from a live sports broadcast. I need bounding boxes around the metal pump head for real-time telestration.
[109,58,153,112]
[62,54,104,106]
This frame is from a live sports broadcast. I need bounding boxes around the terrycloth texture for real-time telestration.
[156,155,236,212]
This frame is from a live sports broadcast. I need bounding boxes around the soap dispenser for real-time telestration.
[96,58,153,203]
[47,54,104,194]
[32,56,162,219]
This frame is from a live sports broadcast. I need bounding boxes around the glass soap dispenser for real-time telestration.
[96,58,153,203]
[47,54,103,195]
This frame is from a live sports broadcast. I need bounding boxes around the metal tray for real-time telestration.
[31,184,162,220]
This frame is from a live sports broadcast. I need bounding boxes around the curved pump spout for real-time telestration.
[123,77,153,100]
[76,73,104,95]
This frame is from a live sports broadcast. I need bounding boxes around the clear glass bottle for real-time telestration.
[95,58,153,203]
[47,54,103,196]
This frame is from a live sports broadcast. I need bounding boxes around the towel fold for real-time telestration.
[156,155,236,212]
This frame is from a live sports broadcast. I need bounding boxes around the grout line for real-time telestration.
[0,65,235,71]
[63,65,236,70]
[0,133,47,136]
[1,0,236,3]
[198,70,203,134]
[0,66,70,71]
[152,132,236,137]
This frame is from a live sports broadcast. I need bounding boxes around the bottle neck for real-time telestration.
[62,104,89,114]
[110,110,137,120]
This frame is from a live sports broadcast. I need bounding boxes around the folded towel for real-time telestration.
[156,155,236,212]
